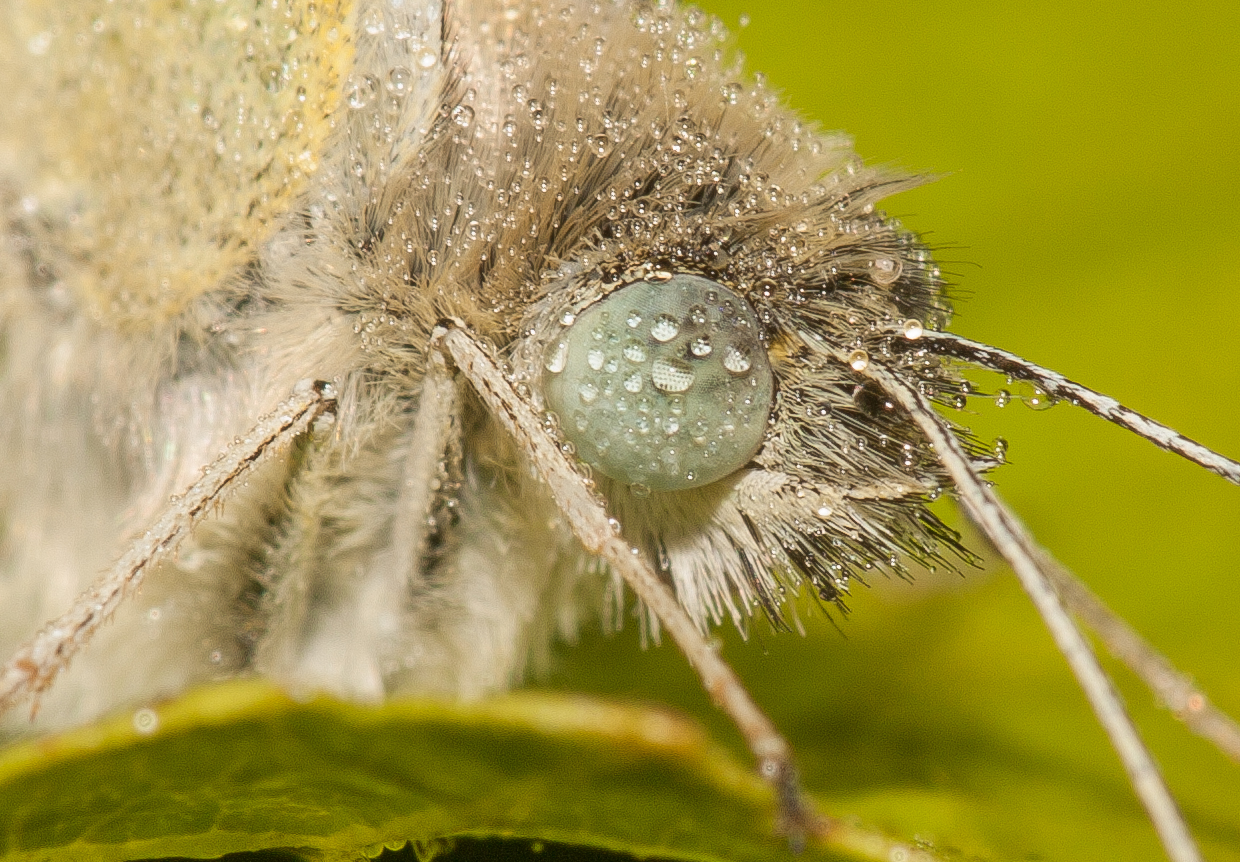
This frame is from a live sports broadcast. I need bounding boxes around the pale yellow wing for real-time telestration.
[0,0,353,331]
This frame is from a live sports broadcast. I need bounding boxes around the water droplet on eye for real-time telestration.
[451,105,475,127]
[651,358,695,393]
[578,382,599,404]
[722,344,752,374]
[587,348,605,370]
[650,314,680,342]
[901,319,923,339]
[872,256,902,285]
[545,340,568,373]
[626,310,642,328]
[690,336,712,356]
[623,340,647,363]
[623,372,643,393]
[687,304,708,325]
[848,349,869,371]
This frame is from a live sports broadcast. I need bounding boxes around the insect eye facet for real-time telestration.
[543,274,773,491]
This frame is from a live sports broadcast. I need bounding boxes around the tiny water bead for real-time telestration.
[543,274,774,491]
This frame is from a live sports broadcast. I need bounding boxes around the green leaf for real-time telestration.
[0,681,870,862]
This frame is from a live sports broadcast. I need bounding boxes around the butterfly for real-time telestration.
[0,0,1236,860]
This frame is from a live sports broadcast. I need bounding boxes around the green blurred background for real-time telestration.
[546,1,1240,859]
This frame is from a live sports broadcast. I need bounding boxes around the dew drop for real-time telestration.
[650,314,680,342]
[626,310,643,328]
[848,349,869,371]
[133,708,159,735]
[544,340,568,373]
[722,344,752,374]
[451,105,475,127]
[344,74,378,109]
[651,358,695,393]
[872,257,903,285]
[361,8,385,34]
[690,336,712,356]
[386,65,412,94]
[816,506,832,519]
[587,348,605,370]
[587,134,612,157]
[415,47,438,69]
[623,372,643,393]
[901,318,924,340]
[560,310,577,326]
[623,340,647,363]
[578,382,599,404]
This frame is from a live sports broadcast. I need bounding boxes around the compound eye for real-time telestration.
[543,274,774,492]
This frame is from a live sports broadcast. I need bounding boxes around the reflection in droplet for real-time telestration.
[545,340,568,373]
[651,358,695,393]
[722,344,751,374]
[650,314,680,342]
[872,256,902,285]
[623,340,647,363]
